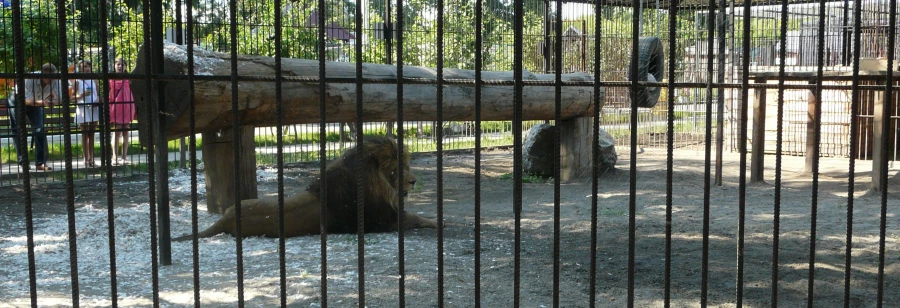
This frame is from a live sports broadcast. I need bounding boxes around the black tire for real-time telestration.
[629,36,665,108]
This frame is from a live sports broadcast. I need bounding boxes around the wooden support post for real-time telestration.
[179,137,187,169]
[202,126,258,214]
[872,83,887,191]
[750,79,767,182]
[559,117,593,182]
[805,80,820,174]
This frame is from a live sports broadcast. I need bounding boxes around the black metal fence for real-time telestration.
[0,0,898,306]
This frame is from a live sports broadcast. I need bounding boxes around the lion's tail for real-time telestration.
[172,220,227,242]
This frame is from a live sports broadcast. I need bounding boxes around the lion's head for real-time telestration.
[307,136,419,233]
[359,136,416,199]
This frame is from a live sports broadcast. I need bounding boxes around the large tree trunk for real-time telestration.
[131,42,603,144]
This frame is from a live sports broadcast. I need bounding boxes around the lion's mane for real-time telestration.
[307,136,413,233]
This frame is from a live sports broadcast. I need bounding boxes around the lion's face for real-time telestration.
[365,137,417,199]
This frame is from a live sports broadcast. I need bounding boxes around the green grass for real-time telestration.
[498,172,552,183]
[1,142,148,164]
[404,135,514,153]
[255,148,344,165]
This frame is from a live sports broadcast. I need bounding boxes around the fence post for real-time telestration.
[751,78,767,182]
[871,77,887,191]
[805,79,820,174]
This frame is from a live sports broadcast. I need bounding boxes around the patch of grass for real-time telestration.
[498,172,552,183]
[255,148,344,165]
[404,135,514,153]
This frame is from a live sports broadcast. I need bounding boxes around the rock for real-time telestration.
[523,124,555,177]
[597,128,617,173]
[523,123,617,178]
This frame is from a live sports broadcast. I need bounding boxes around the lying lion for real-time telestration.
[173,136,437,241]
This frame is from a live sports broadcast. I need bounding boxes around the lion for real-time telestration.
[173,136,437,241]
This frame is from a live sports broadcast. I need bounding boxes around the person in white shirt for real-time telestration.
[9,63,62,171]
[72,60,100,167]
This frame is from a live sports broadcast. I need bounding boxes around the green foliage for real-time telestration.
[107,0,146,68]
[0,0,67,96]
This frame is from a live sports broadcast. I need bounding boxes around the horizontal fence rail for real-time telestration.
[0,0,898,307]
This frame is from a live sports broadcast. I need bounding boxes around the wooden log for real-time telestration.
[750,78,767,183]
[131,42,602,144]
[201,126,259,214]
[559,117,593,182]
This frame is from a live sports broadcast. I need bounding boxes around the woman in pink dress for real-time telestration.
[109,58,136,165]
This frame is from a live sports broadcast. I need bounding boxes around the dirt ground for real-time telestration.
[1,146,898,307]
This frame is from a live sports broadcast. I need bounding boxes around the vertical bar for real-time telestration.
[665,1,679,306]
[553,0,563,307]
[436,0,446,305]
[316,2,328,307]
[385,0,393,65]
[750,78,767,183]
[474,0,484,304]
[395,0,407,303]
[876,0,896,305]
[841,0,850,66]
[715,0,726,186]
[11,0,36,298]
[842,0,862,303]
[50,0,79,305]
[590,1,602,307]
[543,1,551,74]
[273,0,287,305]
[50,0,80,306]
[151,0,172,267]
[96,0,119,303]
[176,0,187,173]
[628,0,640,305]
[513,0,524,304]
[226,0,245,305]
[139,0,161,304]
[773,0,790,304]
[807,0,829,304]
[738,0,752,303]
[184,0,201,305]
[701,0,716,305]
[354,0,367,303]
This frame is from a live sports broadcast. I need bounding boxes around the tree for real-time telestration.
[1,0,67,96]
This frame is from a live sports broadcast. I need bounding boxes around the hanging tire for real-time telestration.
[629,36,665,108]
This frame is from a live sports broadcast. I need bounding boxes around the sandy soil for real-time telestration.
[1,146,898,307]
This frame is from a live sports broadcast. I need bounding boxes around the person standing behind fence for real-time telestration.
[108,58,135,165]
[9,63,62,172]
[72,60,100,167]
